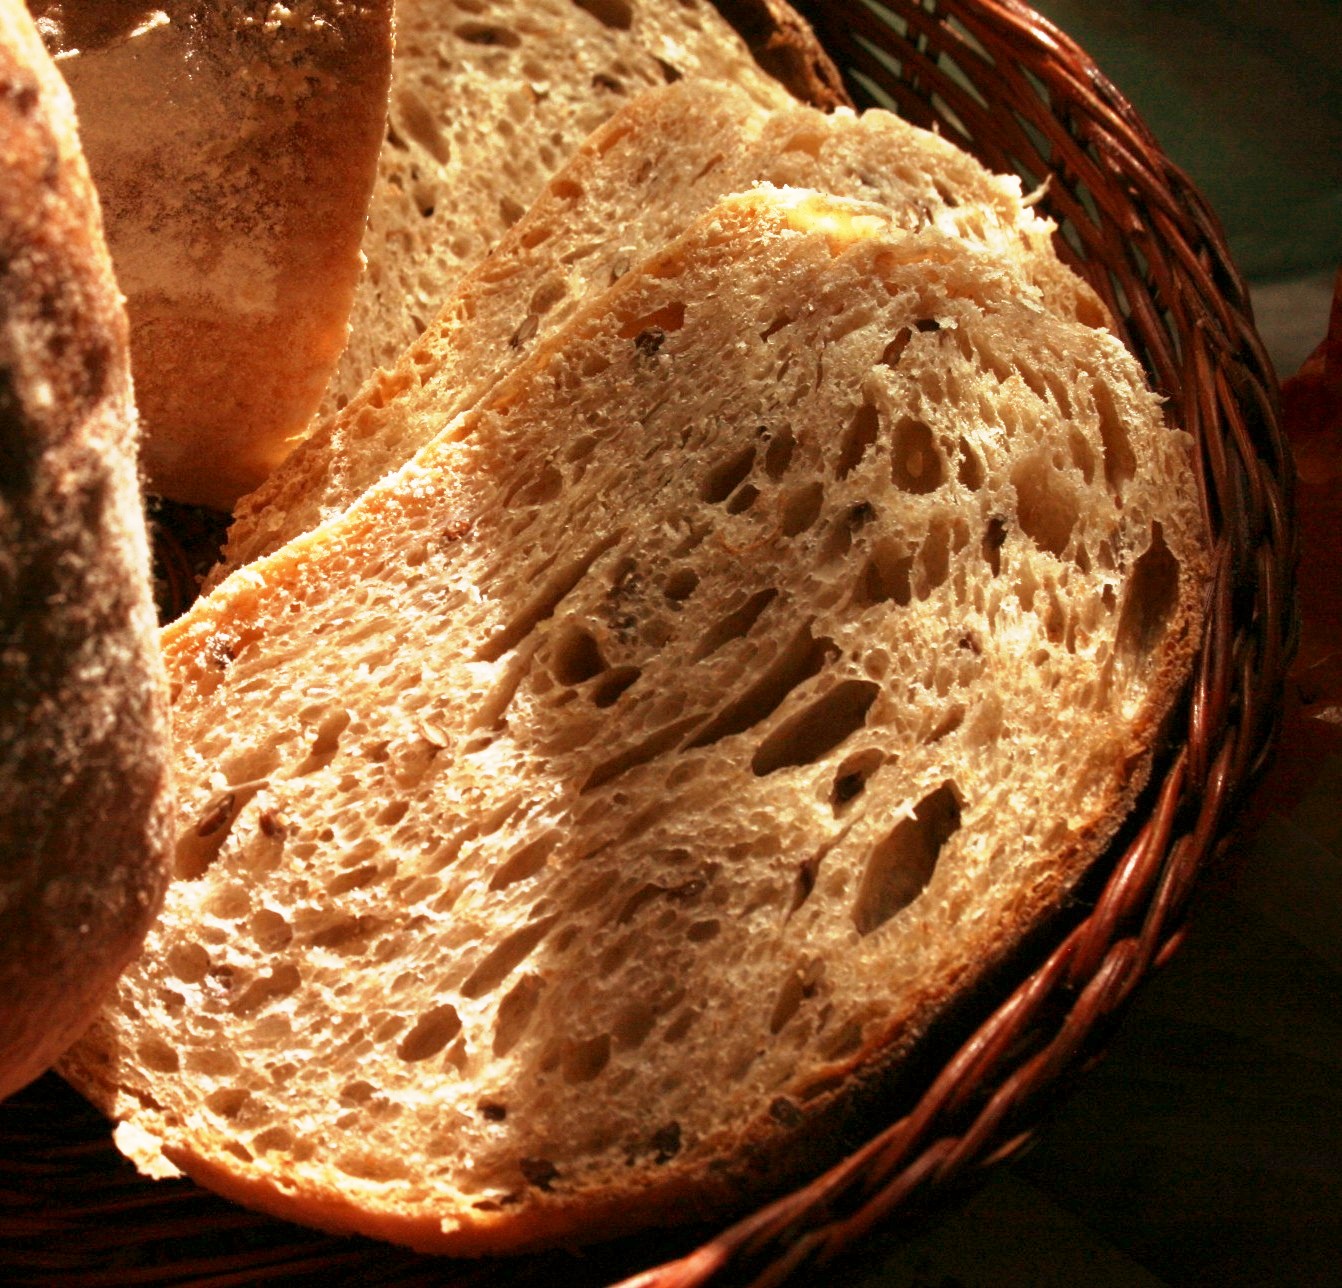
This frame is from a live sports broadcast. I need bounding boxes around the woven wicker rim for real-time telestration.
[1,2,1293,1284]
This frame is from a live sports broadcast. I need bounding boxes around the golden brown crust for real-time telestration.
[30,0,394,509]
[710,0,852,110]
[0,0,171,1099]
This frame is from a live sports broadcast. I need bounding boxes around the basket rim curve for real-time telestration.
[0,2,1295,1285]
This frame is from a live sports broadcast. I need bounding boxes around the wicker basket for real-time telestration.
[0,1,1292,1283]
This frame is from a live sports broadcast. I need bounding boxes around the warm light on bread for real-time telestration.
[65,188,1206,1255]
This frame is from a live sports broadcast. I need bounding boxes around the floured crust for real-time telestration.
[65,189,1206,1254]
[30,0,394,509]
[0,0,171,1098]
[213,80,1108,583]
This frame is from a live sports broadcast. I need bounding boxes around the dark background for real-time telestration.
[850,3,1342,1284]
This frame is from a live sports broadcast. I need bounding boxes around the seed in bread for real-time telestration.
[64,188,1205,1254]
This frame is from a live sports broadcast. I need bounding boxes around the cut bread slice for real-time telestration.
[318,0,826,423]
[215,80,1107,582]
[1,0,171,1097]
[31,0,395,509]
[64,188,1205,1255]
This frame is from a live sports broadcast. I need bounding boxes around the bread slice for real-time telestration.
[64,187,1205,1253]
[214,80,1107,582]
[1,0,171,1098]
[318,0,821,423]
[30,0,395,509]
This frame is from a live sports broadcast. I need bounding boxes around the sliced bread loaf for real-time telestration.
[215,80,1106,581]
[65,187,1205,1253]
[318,0,834,422]
[1,0,171,1098]
[31,0,395,509]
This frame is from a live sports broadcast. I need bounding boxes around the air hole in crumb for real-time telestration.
[752,681,879,776]
[462,917,558,998]
[619,300,686,340]
[836,399,879,480]
[881,326,913,366]
[377,799,410,827]
[853,782,961,935]
[1068,426,1096,483]
[397,1003,462,1062]
[856,538,914,607]
[891,417,944,493]
[831,748,885,811]
[662,1009,696,1044]
[205,1087,249,1119]
[761,313,793,341]
[562,1033,611,1083]
[253,1127,294,1154]
[957,436,984,490]
[520,1157,559,1190]
[174,781,265,879]
[250,908,292,951]
[1115,523,1180,670]
[612,1000,657,1049]
[490,831,559,890]
[551,623,606,685]
[691,588,777,662]
[702,444,756,504]
[916,518,953,599]
[763,426,795,479]
[663,568,699,602]
[580,716,700,792]
[591,665,641,707]
[1012,455,1080,557]
[924,704,965,744]
[781,128,824,158]
[454,21,521,46]
[1094,379,1137,496]
[231,964,302,1016]
[166,941,210,985]
[493,974,543,1056]
[781,482,824,536]
[686,624,834,752]
[982,517,1008,576]
[726,483,760,515]
[769,969,808,1034]
[137,1036,180,1074]
[477,534,620,663]
[655,56,683,83]
[393,88,451,166]
[572,0,632,28]
[294,708,352,777]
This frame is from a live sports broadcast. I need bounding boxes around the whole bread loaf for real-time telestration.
[30,0,395,509]
[65,188,1205,1253]
[1,0,171,1099]
[215,79,1106,582]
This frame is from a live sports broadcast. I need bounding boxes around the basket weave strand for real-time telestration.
[0,1,1292,1284]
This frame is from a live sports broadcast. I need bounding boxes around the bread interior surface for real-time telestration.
[67,190,1204,1255]
[219,80,1105,581]
[323,0,794,419]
